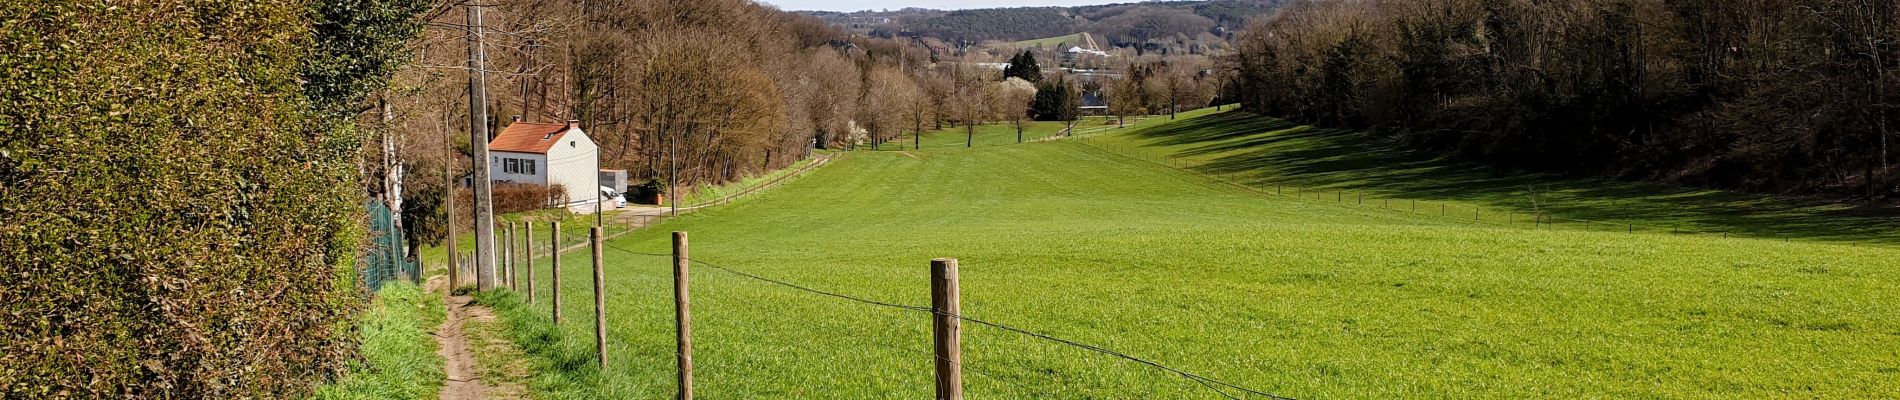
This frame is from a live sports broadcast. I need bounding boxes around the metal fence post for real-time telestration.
[931,258,963,400]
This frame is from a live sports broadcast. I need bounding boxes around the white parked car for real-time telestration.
[599,186,627,208]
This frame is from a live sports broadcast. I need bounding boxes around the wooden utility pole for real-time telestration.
[526,222,535,303]
[672,232,694,400]
[591,226,608,369]
[930,258,963,400]
[467,1,498,291]
[551,221,561,324]
[444,130,458,290]
[669,130,680,217]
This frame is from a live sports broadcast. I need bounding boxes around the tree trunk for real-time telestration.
[966,123,973,148]
[381,95,408,263]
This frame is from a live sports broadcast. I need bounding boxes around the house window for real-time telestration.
[524,160,537,175]
[504,158,521,174]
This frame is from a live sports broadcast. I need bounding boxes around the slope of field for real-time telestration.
[1081,111,1900,245]
[1002,32,1088,49]
[485,109,1900,399]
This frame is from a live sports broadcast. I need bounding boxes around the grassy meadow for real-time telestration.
[1002,32,1090,49]
[472,107,1900,399]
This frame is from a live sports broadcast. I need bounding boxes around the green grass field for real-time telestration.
[1001,33,1088,49]
[475,107,1900,399]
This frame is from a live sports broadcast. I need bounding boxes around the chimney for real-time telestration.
[511,115,522,123]
[566,119,580,130]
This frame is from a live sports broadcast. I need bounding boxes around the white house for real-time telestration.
[489,118,601,212]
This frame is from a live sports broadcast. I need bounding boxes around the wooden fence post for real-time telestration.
[551,221,561,324]
[506,222,516,290]
[591,226,607,369]
[672,231,694,400]
[526,223,535,304]
[931,258,963,400]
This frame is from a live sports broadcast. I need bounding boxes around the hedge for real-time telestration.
[0,1,428,397]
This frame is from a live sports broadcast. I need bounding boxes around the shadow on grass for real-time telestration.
[1128,111,1900,245]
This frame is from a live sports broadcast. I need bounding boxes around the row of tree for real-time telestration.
[1108,54,1226,124]
[1234,0,1899,199]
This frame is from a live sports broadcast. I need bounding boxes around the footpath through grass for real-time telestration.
[487,107,1900,399]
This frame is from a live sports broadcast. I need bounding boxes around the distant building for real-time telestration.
[489,118,600,212]
[1080,90,1108,115]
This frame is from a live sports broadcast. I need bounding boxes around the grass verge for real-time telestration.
[309,282,446,400]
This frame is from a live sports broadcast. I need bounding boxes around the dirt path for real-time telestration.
[429,277,524,400]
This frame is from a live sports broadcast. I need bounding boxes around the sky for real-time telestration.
[759,0,1122,12]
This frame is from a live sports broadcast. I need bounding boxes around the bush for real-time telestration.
[0,0,429,397]
[452,183,568,222]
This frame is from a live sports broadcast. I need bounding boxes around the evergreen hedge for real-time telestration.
[0,0,427,397]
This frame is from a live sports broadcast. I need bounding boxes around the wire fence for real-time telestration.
[595,242,1296,399]
[1068,134,1836,242]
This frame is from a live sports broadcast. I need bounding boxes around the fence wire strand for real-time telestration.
[594,241,1295,400]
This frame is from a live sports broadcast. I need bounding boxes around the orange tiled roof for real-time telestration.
[489,122,572,154]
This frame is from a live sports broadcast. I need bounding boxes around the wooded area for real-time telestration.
[386,0,1094,252]
[1235,0,1899,199]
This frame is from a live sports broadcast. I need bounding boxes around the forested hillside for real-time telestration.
[1234,0,1899,199]
[803,0,1284,45]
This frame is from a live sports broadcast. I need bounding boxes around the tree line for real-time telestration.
[1234,0,1899,199]
[385,0,1097,247]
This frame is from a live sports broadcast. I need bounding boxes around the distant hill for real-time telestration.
[795,0,1285,45]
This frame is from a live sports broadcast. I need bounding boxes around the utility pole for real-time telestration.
[669,128,679,217]
[467,1,498,290]
[444,126,458,289]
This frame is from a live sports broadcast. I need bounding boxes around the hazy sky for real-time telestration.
[760,0,1121,12]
